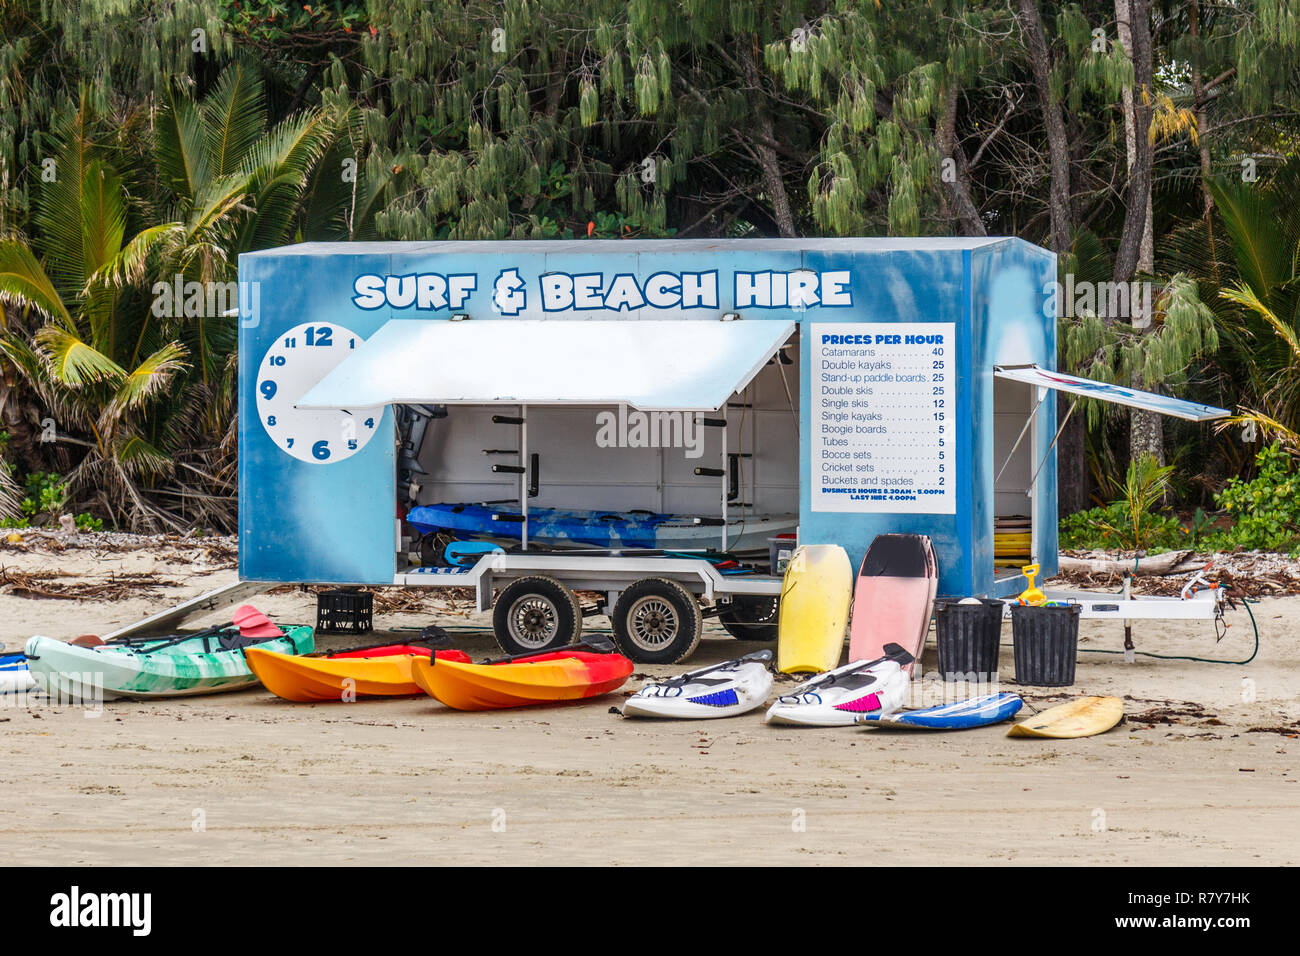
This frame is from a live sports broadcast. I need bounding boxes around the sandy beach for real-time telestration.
[1,532,1297,866]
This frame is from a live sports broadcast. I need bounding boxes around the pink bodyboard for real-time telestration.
[849,535,938,675]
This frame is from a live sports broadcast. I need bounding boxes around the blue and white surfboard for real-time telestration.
[857,692,1022,730]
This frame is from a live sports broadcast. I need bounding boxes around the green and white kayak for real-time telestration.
[24,626,314,701]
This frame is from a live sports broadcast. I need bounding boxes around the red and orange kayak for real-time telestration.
[410,650,633,711]
[246,644,471,702]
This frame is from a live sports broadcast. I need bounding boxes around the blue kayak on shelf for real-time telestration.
[406,503,796,554]
[857,692,1024,730]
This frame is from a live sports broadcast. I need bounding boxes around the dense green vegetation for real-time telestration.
[0,0,1297,546]
[1060,444,1300,554]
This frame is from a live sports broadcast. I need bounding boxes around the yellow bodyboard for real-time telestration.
[1007,696,1124,738]
[776,544,852,674]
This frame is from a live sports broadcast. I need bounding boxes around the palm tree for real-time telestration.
[1163,159,1300,456]
[0,99,188,529]
[0,66,338,529]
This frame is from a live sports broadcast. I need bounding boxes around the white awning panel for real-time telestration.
[994,365,1229,422]
[297,318,796,412]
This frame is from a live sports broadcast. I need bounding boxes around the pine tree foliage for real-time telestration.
[0,0,1298,524]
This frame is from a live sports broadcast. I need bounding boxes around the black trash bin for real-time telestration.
[1010,602,1080,687]
[934,599,1004,680]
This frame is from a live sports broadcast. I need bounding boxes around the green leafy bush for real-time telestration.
[1211,443,1300,552]
[21,472,69,518]
[0,470,105,531]
[74,513,104,532]
[1059,501,1186,551]
[1058,454,1186,551]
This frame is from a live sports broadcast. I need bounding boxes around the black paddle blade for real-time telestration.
[584,637,617,654]
[881,642,915,665]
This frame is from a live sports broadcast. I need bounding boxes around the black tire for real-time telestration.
[610,578,704,664]
[718,596,780,641]
[492,576,584,655]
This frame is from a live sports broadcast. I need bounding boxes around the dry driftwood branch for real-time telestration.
[1056,550,1193,575]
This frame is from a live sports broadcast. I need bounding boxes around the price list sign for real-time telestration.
[810,322,956,514]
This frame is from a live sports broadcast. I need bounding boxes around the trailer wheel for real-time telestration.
[610,578,704,664]
[718,596,780,642]
[493,576,584,655]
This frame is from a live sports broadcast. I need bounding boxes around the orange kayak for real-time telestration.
[410,649,634,711]
[246,644,471,702]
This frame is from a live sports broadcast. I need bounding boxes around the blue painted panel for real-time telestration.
[238,249,397,583]
[796,248,972,596]
[970,239,1058,594]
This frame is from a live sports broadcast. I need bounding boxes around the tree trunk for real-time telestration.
[1057,393,1090,516]
[740,40,797,238]
[1112,0,1154,285]
[1016,0,1086,510]
[1114,0,1163,467]
[1189,0,1219,282]
[935,84,988,236]
[1016,0,1073,255]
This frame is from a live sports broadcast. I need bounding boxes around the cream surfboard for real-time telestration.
[1006,696,1124,738]
[848,534,937,675]
[776,545,853,674]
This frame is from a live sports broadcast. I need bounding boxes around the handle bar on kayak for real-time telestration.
[319,626,455,659]
[462,636,620,667]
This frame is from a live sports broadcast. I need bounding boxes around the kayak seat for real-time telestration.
[826,671,881,692]
[216,631,277,651]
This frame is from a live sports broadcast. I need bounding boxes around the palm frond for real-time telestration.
[77,159,126,278]
[88,223,185,290]
[113,432,175,478]
[1220,283,1300,367]
[1207,175,1295,311]
[0,240,74,326]
[235,109,334,249]
[105,341,188,420]
[33,96,100,300]
[201,62,267,180]
[0,458,19,521]
[34,326,126,385]
[155,86,210,203]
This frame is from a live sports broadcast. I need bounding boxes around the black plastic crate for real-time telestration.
[316,589,374,635]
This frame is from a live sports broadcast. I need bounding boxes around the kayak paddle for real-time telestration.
[785,643,914,694]
[72,604,286,651]
[470,636,620,666]
[651,649,774,688]
[231,604,284,639]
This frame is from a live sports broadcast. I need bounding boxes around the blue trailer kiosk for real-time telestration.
[235,237,1229,662]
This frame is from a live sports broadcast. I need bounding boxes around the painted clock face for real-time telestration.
[255,321,383,464]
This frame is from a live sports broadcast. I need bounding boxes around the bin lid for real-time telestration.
[297,317,796,412]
